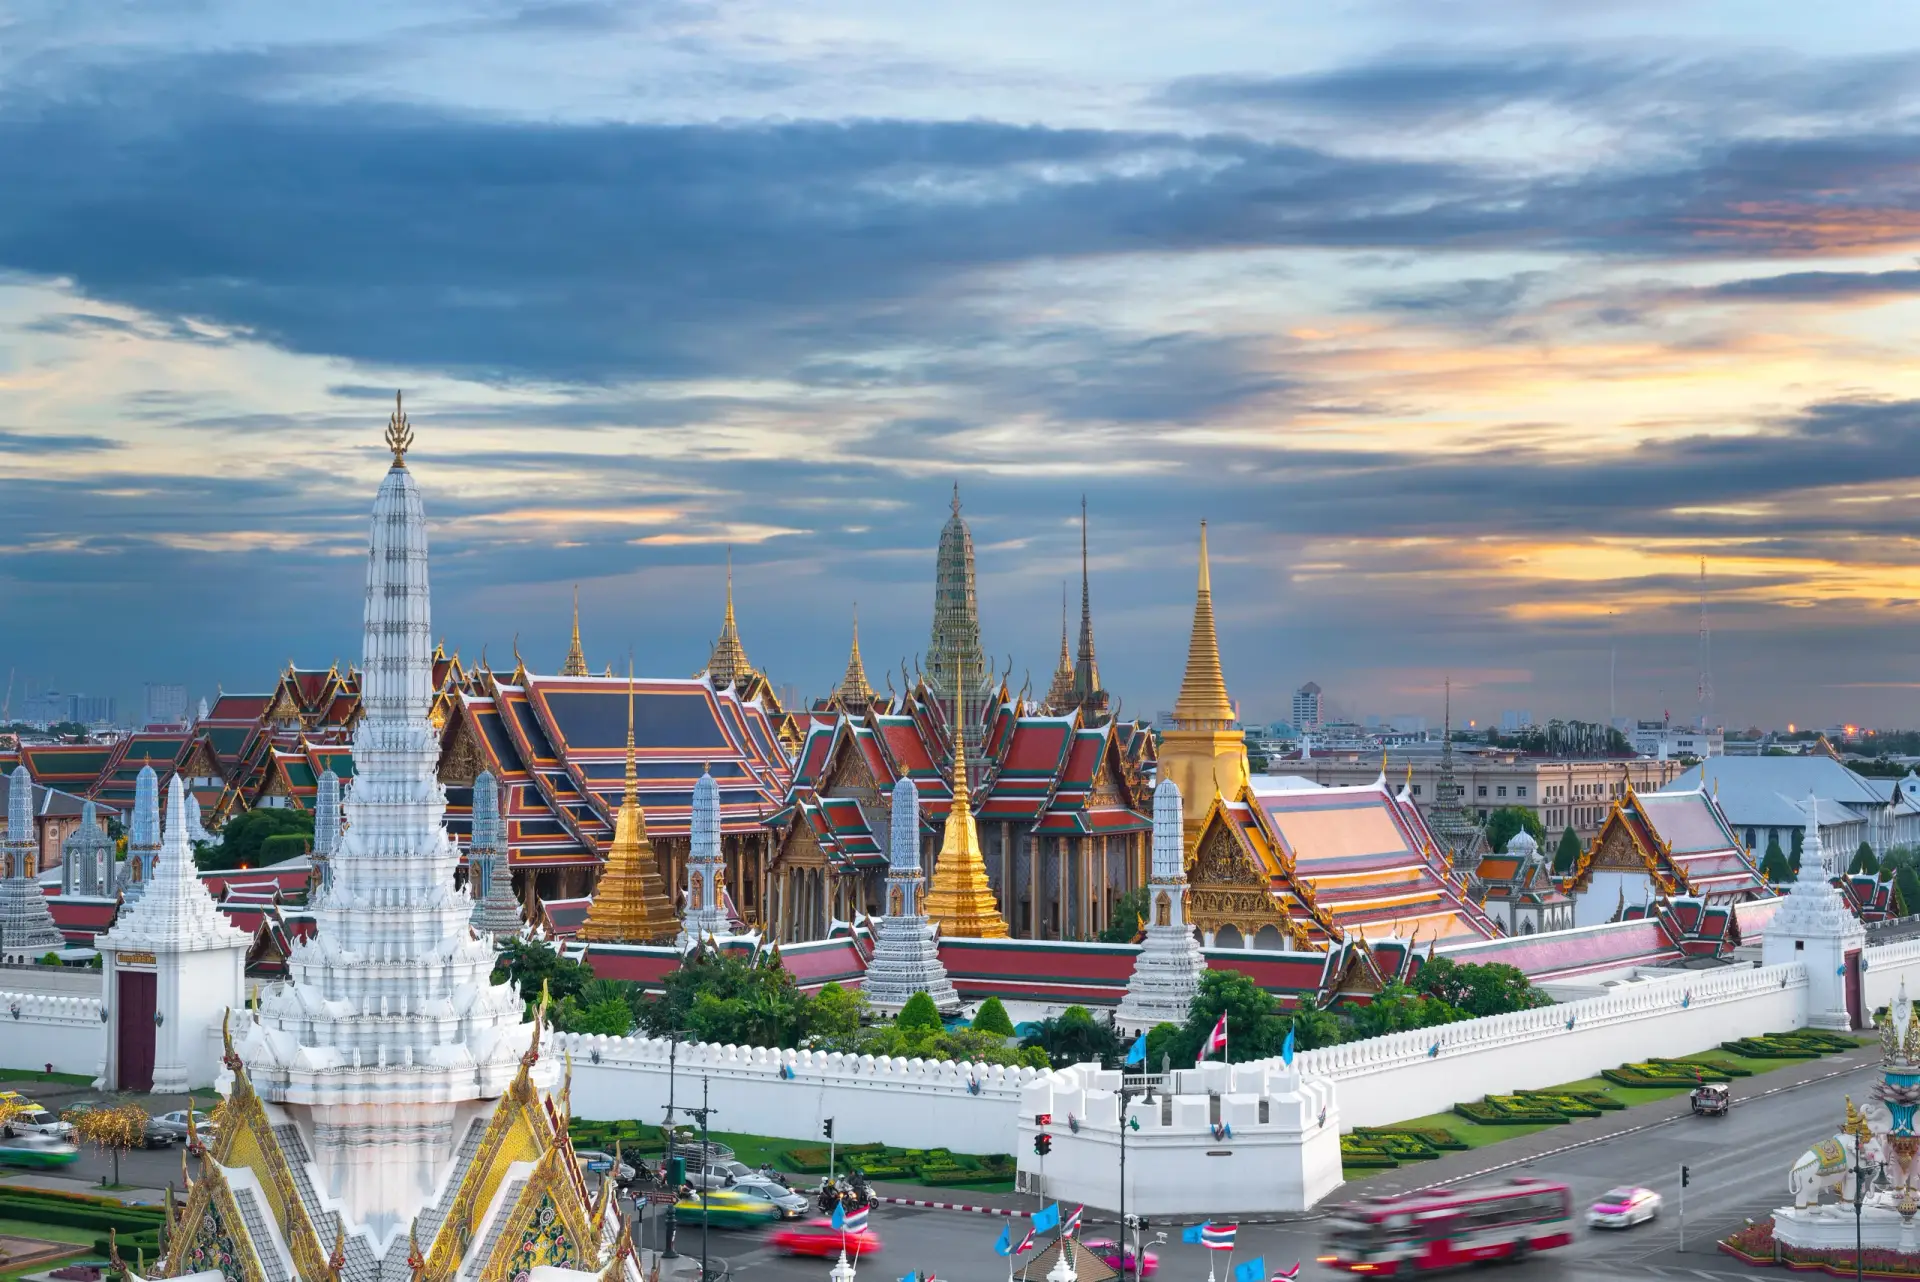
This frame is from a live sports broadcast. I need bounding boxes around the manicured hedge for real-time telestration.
[1354,1125,1468,1151]
[1722,1031,1857,1058]
[0,1188,165,1234]
[919,1167,1015,1187]
[1453,1098,1570,1125]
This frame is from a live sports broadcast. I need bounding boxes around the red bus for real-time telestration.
[1317,1178,1574,1274]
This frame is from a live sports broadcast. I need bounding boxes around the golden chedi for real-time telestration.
[1157,522,1250,850]
[921,728,1009,938]
[579,672,679,944]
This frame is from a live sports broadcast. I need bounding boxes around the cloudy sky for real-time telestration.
[5,0,1920,730]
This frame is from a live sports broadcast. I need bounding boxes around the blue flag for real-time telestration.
[1234,1258,1265,1282]
[1125,1032,1147,1065]
[1282,1026,1295,1066]
[994,1224,1013,1257]
[1031,1203,1061,1234]
[831,1202,845,1232]
[1181,1223,1207,1245]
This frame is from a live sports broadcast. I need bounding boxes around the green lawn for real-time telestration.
[0,1069,95,1087]
[1384,1038,1866,1141]
[0,1216,100,1246]
[573,1122,1017,1194]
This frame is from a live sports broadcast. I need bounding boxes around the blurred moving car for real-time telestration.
[148,1110,217,1143]
[770,1218,883,1258]
[1587,1187,1662,1228]
[730,1177,809,1219]
[4,1106,73,1139]
[0,1133,79,1168]
[1083,1237,1158,1278]
[672,1189,780,1230]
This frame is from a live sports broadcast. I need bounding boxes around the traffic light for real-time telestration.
[1682,1166,1691,1188]
[1034,1134,1053,1156]
[823,1119,835,1140]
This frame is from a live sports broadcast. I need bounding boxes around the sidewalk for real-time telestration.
[1349,1040,1884,1200]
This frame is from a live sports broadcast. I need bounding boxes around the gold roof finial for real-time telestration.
[1170,521,1236,730]
[624,656,638,802]
[920,706,1009,938]
[385,391,413,468]
[702,547,754,687]
[580,655,679,943]
[837,604,875,710]
[562,586,589,676]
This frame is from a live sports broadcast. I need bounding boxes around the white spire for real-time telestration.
[678,763,731,946]
[1800,789,1826,882]
[0,766,66,958]
[1151,776,1184,879]
[5,764,29,866]
[130,766,159,847]
[238,416,535,1248]
[889,777,921,872]
[99,776,250,953]
[1118,773,1206,1033]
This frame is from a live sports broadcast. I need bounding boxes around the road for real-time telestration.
[653,1053,1879,1282]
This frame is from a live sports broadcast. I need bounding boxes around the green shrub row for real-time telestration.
[94,1229,162,1260]
[1602,1057,1748,1087]
[919,1166,1016,1187]
[0,1188,165,1234]
[1453,1097,1572,1125]
[1353,1125,1469,1151]
[1721,1031,1857,1058]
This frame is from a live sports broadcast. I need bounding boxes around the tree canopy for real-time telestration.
[1852,842,1879,876]
[1411,956,1550,1018]
[1553,827,1583,874]
[1021,1005,1122,1069]
[971,996,1016,1037]
[1484,807,1547,854]
[1098,886,1152,944]
[197,807,313,871]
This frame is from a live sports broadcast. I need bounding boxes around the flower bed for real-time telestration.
[1722,1031,1860,1059]
[1354,1125,1468,1151]
[1453,1097,1571,1125]
[1719,1217,1920,1278]
[1602,1058,1744,1088]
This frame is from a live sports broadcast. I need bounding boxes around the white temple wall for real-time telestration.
[1572,869,1658,927]
[1863,937,1920,1015]
[1287,961,1809,1129]
[552,1031,1043,1155]
[0,989,105,1075]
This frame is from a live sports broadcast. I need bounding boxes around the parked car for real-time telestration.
[1691,1083,1730,1117]
[0,1133,79,1168]
[1083,1238,1158,1278]
[729,1177,810,1219]
[1587,1186,1663,1228]
[770,1218,883,1258]
[149,1110,217,1143]
[671,1188,779,1230]
[142,1118,179,1149]
[687,1159,757,1191]
[4,1107,73,1139]
[576,1150,636,1183]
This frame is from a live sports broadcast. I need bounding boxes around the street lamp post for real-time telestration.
[1851,1149,1884,1282]
[661,1029,688,1259]
[688,1075,719,1282]
[1117,1077,1157,1278]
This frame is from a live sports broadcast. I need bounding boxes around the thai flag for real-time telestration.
[1061,1206,1083,1238]
[842,1206,871,1234]
[1201,1223,1237,1252]
[1196,1013,1228,1065]
[1016,1228,1037,1254]
[1273,1265,1301,1281]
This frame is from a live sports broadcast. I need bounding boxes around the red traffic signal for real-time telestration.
[1034,1134,1053,1156]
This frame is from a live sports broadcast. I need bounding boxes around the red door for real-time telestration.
[1845,950,1863,1031]
[117,970,156,1092]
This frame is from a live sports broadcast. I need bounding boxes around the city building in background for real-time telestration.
[142,682,188,727]
[1291,681,1322,731]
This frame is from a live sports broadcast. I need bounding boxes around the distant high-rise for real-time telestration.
[1292,682,1323,731]
[143,683,188,726]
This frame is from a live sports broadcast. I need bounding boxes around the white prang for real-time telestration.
[862,777,960,1014]
[1116,777,1208,1035]
[1761,789,1864,1031]
[119,766,161,901]
[468,770,522,940]
[234,445,538,1250]
[95,775,250,1092]
[0,764,66,959]
[677,765,733,948]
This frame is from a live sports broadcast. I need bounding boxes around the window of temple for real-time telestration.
[1215,924,1244,949]
[1254,924,1285,951]
[1156,892,1171,928]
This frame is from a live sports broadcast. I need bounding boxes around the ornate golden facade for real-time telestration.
[1157,522,1251,851]
[921,730,1010,939]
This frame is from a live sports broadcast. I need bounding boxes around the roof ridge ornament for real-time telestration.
[385,391,413,468]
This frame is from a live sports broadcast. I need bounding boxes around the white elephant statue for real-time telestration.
[1790,1133,1882,1208]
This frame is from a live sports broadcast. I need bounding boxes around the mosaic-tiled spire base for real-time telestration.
[864,914,960,1014]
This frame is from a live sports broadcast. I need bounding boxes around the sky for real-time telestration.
[5,1,1920,730]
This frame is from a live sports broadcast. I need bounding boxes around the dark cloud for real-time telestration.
[0,428,120,453]
[1707,267,1920,302]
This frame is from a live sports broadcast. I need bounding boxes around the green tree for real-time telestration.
[971,996,1016,1038]
[1553,827,1583,874]
[1143,1021,1182,1070]
[492,937,596,1007]
[1161,969,1286,1065]
[1791,826,1805,874]
[1761,832,1790,884]
[806,982,867,1045]
[1342,984,1460,1040]
[1098,886,1152,944]
[551,989,636,1036]
[636,942,806,1045]
[1282,1006,1345,1052]
[897,991,944,1034]
[1898,867,1920,922]
[1483,806,1546,854]
[1852,842,1879,876]
[1411,957,1549,1018]
[1021,1005,1120,1069]
[198,807,314,871]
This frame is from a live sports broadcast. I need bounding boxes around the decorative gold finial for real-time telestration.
[1845,1095,1874,1145]
[385,391,413,468]
[951,481,962,517]
[1169,521,1236,729]
[562,586,589,676]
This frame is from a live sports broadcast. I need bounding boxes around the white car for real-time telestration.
[4,1107,73,1139]
[687,1159,755,1191]
[730,1177,809,1219]
[1587,1186,1662,1228]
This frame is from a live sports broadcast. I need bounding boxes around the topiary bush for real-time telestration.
[971,997,1016,1038]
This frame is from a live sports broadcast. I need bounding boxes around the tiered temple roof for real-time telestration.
[1186,775,1501,949]
[1561,785,1771,920]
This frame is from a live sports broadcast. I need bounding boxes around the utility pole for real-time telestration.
[687,1076,719,1282]
[662,1030,684,1259]
[1679,1164,1687,1251]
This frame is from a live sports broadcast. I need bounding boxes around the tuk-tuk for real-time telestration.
[1690,1083,1730,1117]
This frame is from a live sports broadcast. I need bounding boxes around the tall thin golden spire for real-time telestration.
[837,605,875,712]
[1044,582,1075,713]
[703,546,754,688]
[1170,521,1235,729]
[385,391,413,468]
[580,657,677,943]
[561,586,589,677]
[921,695,1008,937]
